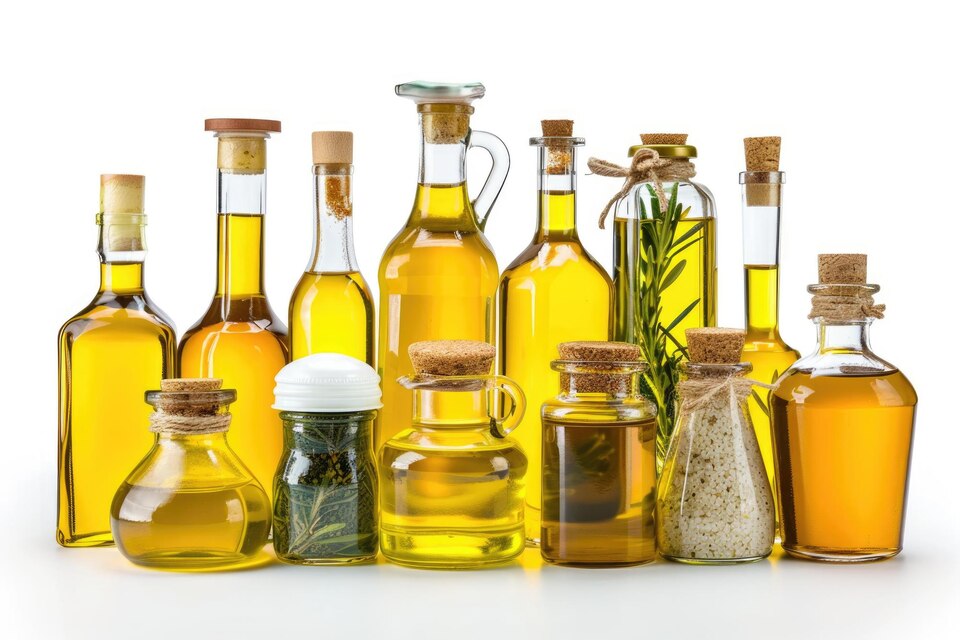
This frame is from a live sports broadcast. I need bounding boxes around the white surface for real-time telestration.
[274,353,382,412]
[1,1,958,638]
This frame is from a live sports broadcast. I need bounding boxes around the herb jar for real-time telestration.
[540,342,657,567]
[272,354,381,565]
[657,329,775,564]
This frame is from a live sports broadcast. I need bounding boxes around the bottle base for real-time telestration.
[57,529,114,548]
[542,555,655,569]
[782,544,901,563]
[276,554,378,567]
[121,549,269,572]
[659,550,772,565]
[380,524,524,570]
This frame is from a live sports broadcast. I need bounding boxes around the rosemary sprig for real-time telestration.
[632,182,703,470]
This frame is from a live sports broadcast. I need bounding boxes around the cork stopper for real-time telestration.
[408,340,495,376]
[744,137,781,171]
[100,174,144,214]
[312,131,353,165]
[818,253,867,284]
[420,104,472,144]
[541,120,573,138]
[685,328,745,365]
[557,341,642,395]
[206,118,279,173]
[160,378,223,392]
[148,379,235,435]
[541,119,574,175]
[640,133,688,145]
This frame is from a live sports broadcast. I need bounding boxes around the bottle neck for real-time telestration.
[156,431,229,448]
[411,111,476,228]
[744,265,781,339]
[307,165,359,273]
[412,387,489,429]
[815,320,872,354]
[536,146,578,241]
[741,175,784,340]
[97,213,146,293]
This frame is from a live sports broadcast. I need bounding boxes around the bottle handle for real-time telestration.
[467,129,510,232]
[487,375,526,439]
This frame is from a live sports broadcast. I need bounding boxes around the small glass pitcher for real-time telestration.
[379,373,528,569]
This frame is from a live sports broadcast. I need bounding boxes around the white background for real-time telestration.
[1,1,956,638]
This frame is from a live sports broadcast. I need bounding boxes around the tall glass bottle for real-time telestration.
[377,81,510,448]
[499,120,612,544]
[179,118,289,502]
[740,137,799,537]
[58,174,177,547]
[771,255,917,561]
[289,131,374,364]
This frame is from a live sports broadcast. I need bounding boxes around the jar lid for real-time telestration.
[273,353,382,412]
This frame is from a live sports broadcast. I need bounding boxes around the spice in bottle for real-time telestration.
[657,329,775,564]
[110,378,271,570]
[272,353,381,565]
[541,341,657,567]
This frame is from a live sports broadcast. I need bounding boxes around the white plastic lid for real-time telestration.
[273,353,382,412]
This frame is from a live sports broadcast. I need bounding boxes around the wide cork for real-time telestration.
[312,131,353,165]
[686,328,745,365]
[558,341,642,395]
[743,136,782,206]
[154,378,228,416]
[100,174,144,214]
[542,119,574,175]
[542,119,573,138]
[206,118,280,173]
[641,133,688,145]
[409,340,495,376]
[818,253,867,284]
[420,104,472,144]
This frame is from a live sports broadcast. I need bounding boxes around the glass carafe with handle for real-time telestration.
[377,81,510,450]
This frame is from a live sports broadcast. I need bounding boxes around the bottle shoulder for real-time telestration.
[382,428,526,456]
[183,296,289,342]
[774,366,917,407]
[500,240,613,285]
[59,295,178,341]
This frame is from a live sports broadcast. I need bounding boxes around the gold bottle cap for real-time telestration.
[628,132,697,158]
[408,340,495,376]
[312,131,353,165]
[100,174,144,214]
[685,328,745,364]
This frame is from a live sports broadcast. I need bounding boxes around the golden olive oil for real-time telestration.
[290,271,374,364]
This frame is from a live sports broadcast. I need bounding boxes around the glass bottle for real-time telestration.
[111,379,271,570]
[739,137,799,538]
[179,119,290,502]
[609,134,718,470]
[289,131,375,365]
[541,342,657,567]
[58,174,177,547]
[379,340,527,569]
[272,353,381,565]
[377,81,510,450]
[657,328,775,564]
[499,121,612,545]
[771,254,917,562]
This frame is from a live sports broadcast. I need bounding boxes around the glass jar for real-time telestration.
[540,345,657,567]
[657,362,775,564]
[272,354,381,565]
[379,369,527,569]
[110,379,271,570]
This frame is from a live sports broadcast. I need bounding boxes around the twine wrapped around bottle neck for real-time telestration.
[678,375,774,413]
[809,254,886,322]
[146,378,235,435]
[149,413,231,435]
[587,148,697,229]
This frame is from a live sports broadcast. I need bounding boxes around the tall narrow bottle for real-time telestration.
[499,120,612,544]
[58,174,177,547]
[179,118,289,501]
[377,81,510,448]
[289,131,374,364]
[740,136,799,537]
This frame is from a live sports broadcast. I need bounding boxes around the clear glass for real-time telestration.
[739,171,799,539]
[58,213,177,547]
[498,137,612,544]
[379,374,527,569]
[540,362,657,567]
[611,170,718,471]
[377,94,509,450]
[771,304,917,562]
[289,164,375,364]
[179,131,289,503]
[657,362,775,564]
[110,390,271,570]
[273,410,379,565]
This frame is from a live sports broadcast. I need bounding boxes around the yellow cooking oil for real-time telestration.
[499,189,611,544]
[290,271,374,363]
[377,183,499,448]
[613,216,717,347]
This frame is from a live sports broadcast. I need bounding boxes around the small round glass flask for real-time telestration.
[110,379,271,570]
[540,342,658,567]
[657,329,775,564]
[379,340,528,569]
[272,353,381,565]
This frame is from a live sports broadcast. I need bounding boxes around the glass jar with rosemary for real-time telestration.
[272,354,381,565]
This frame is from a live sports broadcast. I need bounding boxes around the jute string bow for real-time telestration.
[678,376,775,413]
[149,411,231,435]
[587,149,697,229]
